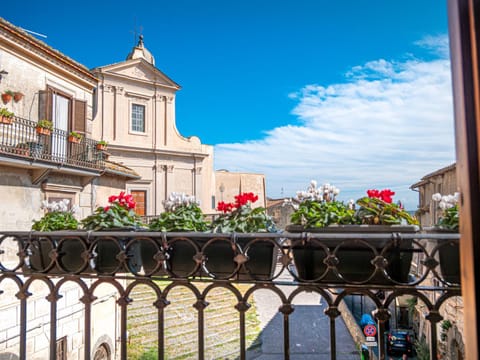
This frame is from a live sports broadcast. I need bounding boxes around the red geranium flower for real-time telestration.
[367,189,395,204]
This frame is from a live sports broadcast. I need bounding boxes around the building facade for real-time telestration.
[0,18,140,359]
[411,163,464,359]
[91,37,215,215]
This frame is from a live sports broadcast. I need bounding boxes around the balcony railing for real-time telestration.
[0,230,461,360]
[0,116,104,169]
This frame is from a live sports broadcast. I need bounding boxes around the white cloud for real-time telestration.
[214,36,455,210]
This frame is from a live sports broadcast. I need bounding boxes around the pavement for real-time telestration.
[246,267,360,359]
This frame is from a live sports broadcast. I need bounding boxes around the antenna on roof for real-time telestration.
[20,27,47,39]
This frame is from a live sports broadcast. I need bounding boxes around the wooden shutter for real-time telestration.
[38,89,53,120]
[72,99,87,133]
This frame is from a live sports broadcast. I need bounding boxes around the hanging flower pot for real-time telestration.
[1,90,13,104]
[13,92,24,102]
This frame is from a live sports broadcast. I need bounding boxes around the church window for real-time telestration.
[131,103,145,132]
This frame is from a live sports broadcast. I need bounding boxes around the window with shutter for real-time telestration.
[73,99,86,133]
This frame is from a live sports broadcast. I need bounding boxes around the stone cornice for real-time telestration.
[108,145,211,158]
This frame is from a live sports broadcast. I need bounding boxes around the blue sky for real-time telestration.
[3,1,455,209]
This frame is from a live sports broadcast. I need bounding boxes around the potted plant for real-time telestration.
[0,107,14,124]
[80,191,144,274]
[96,139,108,150]
[146,192,210,276]
[429,192,460,284]
[13,143,30,156]
[68,131,83,143]
[1,90,14,104]
[36,119,53,135]
[26,200,85,274]
[13,91,24,102]
[286,181,419,284]
[206,192,278,280]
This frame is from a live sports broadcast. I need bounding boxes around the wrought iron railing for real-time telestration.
[0,230,461,360]
[0,116,104,169]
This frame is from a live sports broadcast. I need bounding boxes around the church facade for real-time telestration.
[91,36,215,215]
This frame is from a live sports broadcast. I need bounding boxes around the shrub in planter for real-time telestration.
[81,191,144,274]
[430,192,460,284]
[286,181,418,284]
[0,107,14,124]
[27,200,83,273]
[206,192,278,280]
[146,193,209,276]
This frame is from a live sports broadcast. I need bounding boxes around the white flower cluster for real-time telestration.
[295,180,340,202]
[41,199,78,214]
[432,192,460,210]
[284,180,340,209]
[163,192,200,212]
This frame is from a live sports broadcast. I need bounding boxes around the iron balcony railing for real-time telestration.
[0,115,104,169]
[0,230,461,360]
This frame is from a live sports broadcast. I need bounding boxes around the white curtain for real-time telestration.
[53,94,69,159]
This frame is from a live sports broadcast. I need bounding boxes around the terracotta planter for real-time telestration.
[68,135,81,143]
[140,234,279,280]
[286,224,418,284]
[13,92,24,102]
[96,143,107,151]
[1,93,12,104]
[14,147,30,156]
[0,116,13,124]
[36,127,51,136]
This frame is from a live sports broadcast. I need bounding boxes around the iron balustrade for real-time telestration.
[0,230,461,360]
[0,116,104,169]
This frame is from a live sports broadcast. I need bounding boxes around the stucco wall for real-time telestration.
[214,171,266,208]
[0,48,94,133]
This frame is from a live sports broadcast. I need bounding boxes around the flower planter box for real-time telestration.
[286,224,418,284]
[23,231,142,275]
[96,143,107,151]
[13,147,30,156]
[0,116,13,124]
[140,234,279,280]
[36,127,51,136]
[427,228,460,285]
[68,135,81,144]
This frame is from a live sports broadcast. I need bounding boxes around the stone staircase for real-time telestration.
[127,282,261,359]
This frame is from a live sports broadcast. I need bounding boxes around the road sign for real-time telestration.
[366,336,375,342]
[363,324,377,337]
[365,341,378,347]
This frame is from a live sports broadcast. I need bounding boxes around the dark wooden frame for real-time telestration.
[448,0,480,357]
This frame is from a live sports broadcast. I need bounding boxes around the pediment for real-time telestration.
[95,59,180,89]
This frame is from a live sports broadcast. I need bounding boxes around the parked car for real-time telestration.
[386,329,415,357]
